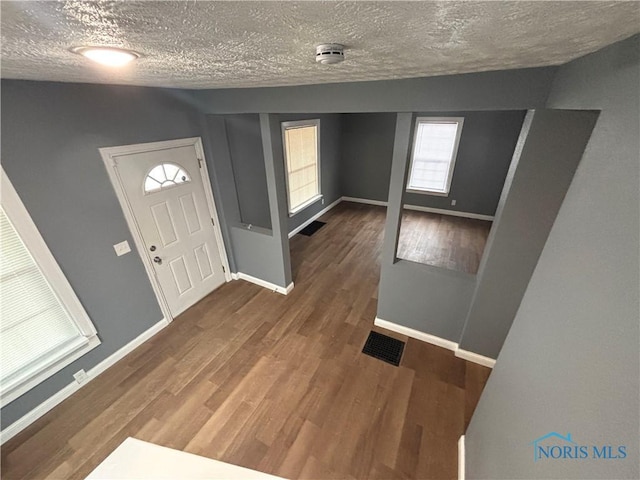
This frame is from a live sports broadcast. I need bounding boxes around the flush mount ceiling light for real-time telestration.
[315,44,345,65]
[71,46,140,67]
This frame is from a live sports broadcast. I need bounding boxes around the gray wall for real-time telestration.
[259,114,293,287]
[203,115,291,288]
[377,113,478,342]
[224,114,271,230]
[341,113,397,202]
[465,34,639,479]
[341,111,526,216]
[277,114,344,233]
[0,80,203,427]
[188,67,556,114]
[459,109,598,359]
[201,115,241,273]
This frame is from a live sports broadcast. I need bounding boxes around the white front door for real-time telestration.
[111,140,227,317]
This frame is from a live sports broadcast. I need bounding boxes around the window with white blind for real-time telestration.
[0,171,99,406]
[282,119,322,215]
[407,117,464,196]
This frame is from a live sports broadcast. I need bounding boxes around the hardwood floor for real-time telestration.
[1,202,491,480]
[397,209,492,274]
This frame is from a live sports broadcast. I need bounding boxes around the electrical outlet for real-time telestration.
[73,369,89,384]
[322,198,325,205]
[451,199,457,206]
[113,240,131,256]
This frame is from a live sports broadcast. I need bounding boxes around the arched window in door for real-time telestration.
[144,163,190,193]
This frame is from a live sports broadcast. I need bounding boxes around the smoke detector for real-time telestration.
[315,44,345,65]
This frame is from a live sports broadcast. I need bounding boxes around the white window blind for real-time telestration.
[282,121,321,214]
[407,118,464,195]
[0,172,99,406]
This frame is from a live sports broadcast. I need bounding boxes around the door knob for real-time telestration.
[153,256,162,265]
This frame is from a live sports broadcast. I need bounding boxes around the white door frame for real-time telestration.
[99,137,232,323]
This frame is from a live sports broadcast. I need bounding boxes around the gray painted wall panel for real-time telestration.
[465,34,639,479]
[224,114,272,229]
[229,227,285,286]
[188,67,557,114]
[378,262,477,339]
[341,113,397,202]
[0,80,202,427]
[459,109,598,359]
[203,114,291,288]
[199,115,239,273]
[260,114,292,287]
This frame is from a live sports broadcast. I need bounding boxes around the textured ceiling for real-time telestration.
[1,1,639,89]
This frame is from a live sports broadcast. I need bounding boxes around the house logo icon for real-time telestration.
[530,432,576,461]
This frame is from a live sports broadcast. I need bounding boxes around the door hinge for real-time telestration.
[197,158,204,168]
[222,266,226,273]
[211,218,215,226]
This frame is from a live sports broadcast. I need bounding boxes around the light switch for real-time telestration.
[114,240,131,256]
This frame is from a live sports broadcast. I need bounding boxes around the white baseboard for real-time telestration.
[342,196,388,207]
[374,317,458,352]
[288,197,343,238]
[455,348,496,368]
[458,435,465,480]
[374,317,496,368]
[233,272,294,295]
[341,196,494,221]
[403,204,494,221]
[0,318,169,445]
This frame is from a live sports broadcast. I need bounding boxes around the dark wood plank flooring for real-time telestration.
[397,209,492,274]
[2,202,491,480]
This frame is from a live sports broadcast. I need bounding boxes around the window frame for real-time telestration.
[281,119,322,216]
[1,169,100,407]
[406,116,465,197]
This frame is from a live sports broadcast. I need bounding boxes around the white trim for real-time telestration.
[458,435,465,480]
[454,348,496,368]
[340,197,494,221]
[374,317,496,368]
[233,272,294,295]
[0,169,101,406]
[406,188,449,197]
[193,139,233,283]
[0,318,169,445]
[374,317,458,352]
[1,336,100,407]
[0,171,99,335]
[288,197,343,238]
[403,204,494,222]
[99,137,232,324]
[407,116,464,196]
[289,194,323,217]
[281,119,322,215]
[342,196,388,207]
